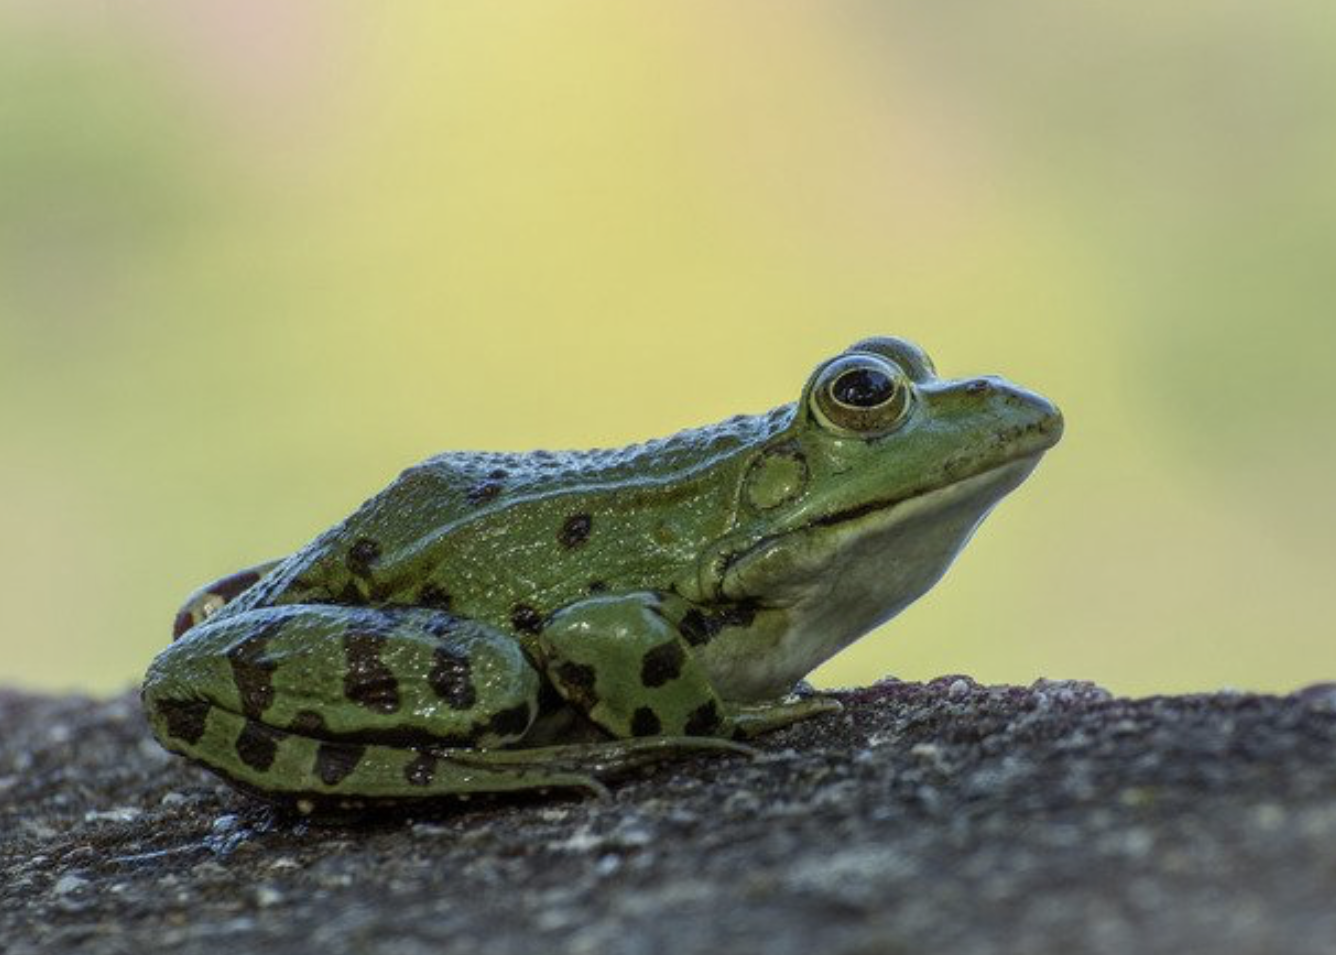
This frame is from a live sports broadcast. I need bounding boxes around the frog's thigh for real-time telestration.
[143,605,548,798]
[538,593,732,739]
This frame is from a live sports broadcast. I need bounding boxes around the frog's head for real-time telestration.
[696,337,1063,699]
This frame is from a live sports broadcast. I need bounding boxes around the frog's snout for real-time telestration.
[961,375,1064,451]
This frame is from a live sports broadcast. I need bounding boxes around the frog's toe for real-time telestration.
[449,735,757,784]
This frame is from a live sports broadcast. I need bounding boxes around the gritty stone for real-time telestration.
[2,681,1336,955]
[51,874,88,896]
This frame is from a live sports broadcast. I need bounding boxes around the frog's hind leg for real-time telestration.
[144,604,564,804]
[173,705,613,809]
[192,722,754,812]
[172,560,282,639]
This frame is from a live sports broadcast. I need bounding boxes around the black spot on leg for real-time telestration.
[227,631,278,719]
[536,678,566,716]
[235,720,284,772]
[314,742,365,787]
[428,647,477,710]
[486,703,533,738]
[343,632,401,714]
[630,707,662,737]
[418,583,453,611]
[288,710,328,737]
[510,604,544,635]
[684,700,721,736]
[678,609,712,647]
[677,602,759,647]
[558,513,593,549]
[640,641,686,688]
[404,751,437,787]
[554,661,599,710]
[346,538,382,577]
[155,698,211,745]
[338,580,366,605]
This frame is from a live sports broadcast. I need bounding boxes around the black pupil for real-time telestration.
[831,367,894,408]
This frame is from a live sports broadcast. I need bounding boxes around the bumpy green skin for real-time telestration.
[143,337,1062,811]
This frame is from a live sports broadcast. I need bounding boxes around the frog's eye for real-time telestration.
[811,355,913,436]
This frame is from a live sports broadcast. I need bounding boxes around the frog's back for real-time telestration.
[378,404,795,529]
[236,404,795,613]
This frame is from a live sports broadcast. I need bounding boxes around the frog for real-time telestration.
[142,336,1062,812]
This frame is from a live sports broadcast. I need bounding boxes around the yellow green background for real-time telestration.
[3,3,1332,697]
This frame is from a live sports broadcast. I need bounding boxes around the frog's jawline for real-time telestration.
[806,451,1036,534]
[722,448,1047,587]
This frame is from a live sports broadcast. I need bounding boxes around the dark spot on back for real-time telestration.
[630,707,662,737]
[684,700,721,736]
[418,583,453,611]
[347,538,382,577]
[405,751,437,787]
[314,742,365,787]
[235,720,284,772]
[227,630,278,719]
[640,641,686,688]
[587,580,608,594]
[428,647,477,710]
[553,661,599,710]
[467,481,502,505]
[155,698,211,745]
[488,468,509,480]
[344,632,401,714]
[486,702,533,739]
[510,603,544,635]
[558,513,593,549]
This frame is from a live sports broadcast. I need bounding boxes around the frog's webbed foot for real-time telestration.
[727,694,843,738]
[447,734,757,798]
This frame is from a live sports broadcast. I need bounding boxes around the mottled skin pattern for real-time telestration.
[143,337,1062,813]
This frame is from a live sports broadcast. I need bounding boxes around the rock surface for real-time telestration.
[3,677,1336,955]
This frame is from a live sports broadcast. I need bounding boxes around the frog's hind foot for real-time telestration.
[448,734,758,787]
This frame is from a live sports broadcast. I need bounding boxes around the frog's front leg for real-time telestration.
[539,592,841,741]
[144,604,611,805]
[172,560,282,639]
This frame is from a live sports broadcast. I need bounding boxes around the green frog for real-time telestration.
[142,337,1062,812]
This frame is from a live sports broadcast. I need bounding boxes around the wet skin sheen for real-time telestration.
[142,337,1063,812]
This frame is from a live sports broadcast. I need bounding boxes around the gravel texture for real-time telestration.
[3,676,1336,955]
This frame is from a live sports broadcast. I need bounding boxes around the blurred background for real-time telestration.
[2,1,1332,697]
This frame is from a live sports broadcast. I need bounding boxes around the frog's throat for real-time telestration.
[703,453,1044,701]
